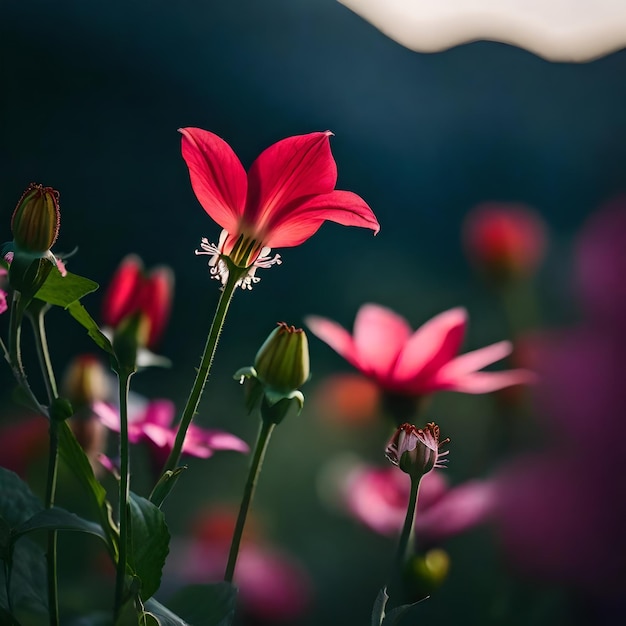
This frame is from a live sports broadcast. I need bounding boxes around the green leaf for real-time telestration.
[57,421,118,558]
[12,507,108,544]
[128,493,170,600]
[67,301,115,355]
[167,583,237,626]
[142,599,188,626]
[0,468,43,527]
[34,269,98,308]
[0,537,48,617]
[0,605,22,625]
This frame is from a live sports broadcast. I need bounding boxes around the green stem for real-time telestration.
[395,475,421,572]
[224,420,275,583]
[29,308,60,626]
[154,266,245,486]
[115,372,133,614]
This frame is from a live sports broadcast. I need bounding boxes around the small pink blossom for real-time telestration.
[181,127,379,289]
[94,399,249,463]
[385,422,449,478]
[336,462,494,542]
[306,304,534,397]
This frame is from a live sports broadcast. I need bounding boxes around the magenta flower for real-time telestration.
[334,462,494,542]
[306,304,534,397]
[94,399,249,464]
[0,266,7,315]
[180,127,380,289]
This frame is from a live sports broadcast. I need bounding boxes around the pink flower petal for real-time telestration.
[245,132,337,233]
[195,430,250,454]
[142,400,176,427]
[180,127,247,233]
[415,480,496,541]
[352,304,412,379]
[436,340,513,379]
[392,308,468,385]
[446,369,536,394]
[142,423,173,449]
[0,289,7,315]
[264,190,380,248]
[305,315,361,369]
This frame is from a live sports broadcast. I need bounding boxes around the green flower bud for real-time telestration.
[112,312,150,375]
[254,322,310,393]
[11,183,60,254]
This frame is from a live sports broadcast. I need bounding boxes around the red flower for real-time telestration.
[306,304,534,397]
[463,202,547,280]
[101,255,174,349]
[180,128,380,289]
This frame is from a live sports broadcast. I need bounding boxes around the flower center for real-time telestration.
[195,229,282,290]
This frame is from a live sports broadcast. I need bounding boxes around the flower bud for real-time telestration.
[112,312,150,374]
[62,355,110,410]
[254,322,310,393]
[385,422,449,480]
[463,203,547,281]
[102,256,174,349]
[11,183,60,254]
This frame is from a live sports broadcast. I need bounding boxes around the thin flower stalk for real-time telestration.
[224,419,275,583]
[114,371,133,615]
[29,305,61,626]
[154,263,247,484]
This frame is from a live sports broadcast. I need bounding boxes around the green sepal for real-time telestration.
[260,393,304,425]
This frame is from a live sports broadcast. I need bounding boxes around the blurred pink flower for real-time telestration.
[306,304,533,397]
[491,198,626,594]
[181,127,379,289]
[0,266,7,315]
[339,463,494,543]
[94,399,249,466]
[463,202,547,279]
[165,507,312,623]
[0,416,48,477]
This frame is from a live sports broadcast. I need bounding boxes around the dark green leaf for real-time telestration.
[0,537,48,616]
[67,301,115,355]
[57,421,118,557]
[12,507,108,544]
[0,605,21,625]
[142,599,188,626]
[167,583,237,626]
[0,468,43,528]
[35,269,98,308]
[128,493,170,600]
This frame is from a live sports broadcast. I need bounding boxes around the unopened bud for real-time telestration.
[112,312,150,374]
[254,322,310,393]
[11,183,60,254]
